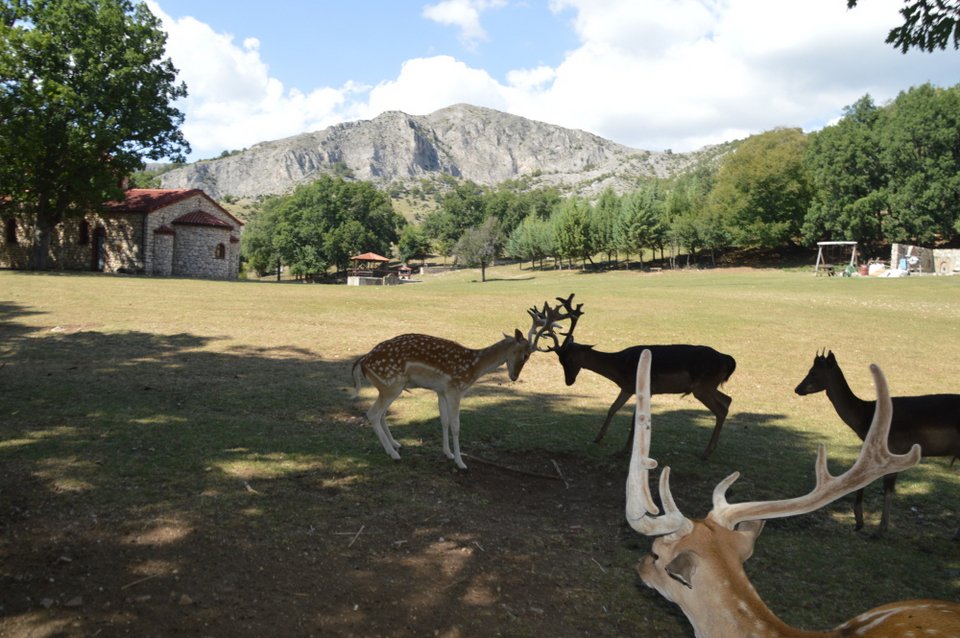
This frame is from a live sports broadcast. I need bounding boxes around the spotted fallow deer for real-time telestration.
[351,309,556,469]
[795,350,960,539]
[532,294,736,459]
[625,349,960,637]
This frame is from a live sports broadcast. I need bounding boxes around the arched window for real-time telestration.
[4,218,17,245]
[79,220,90,245]
[214,243,226,259]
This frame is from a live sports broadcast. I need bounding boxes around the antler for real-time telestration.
[553,293,584,344]
[625,349,694,537]
[527,302,565,352]
[708,363,921,530]
[528,293,585,352]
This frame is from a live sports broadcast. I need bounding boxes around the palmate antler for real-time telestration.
[526,301,566,352]
[626,353,922,538]
[528,293,585,352]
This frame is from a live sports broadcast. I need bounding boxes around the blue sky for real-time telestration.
[147,1,958,162]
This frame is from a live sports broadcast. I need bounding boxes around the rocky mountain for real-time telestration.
[159,104,732,200]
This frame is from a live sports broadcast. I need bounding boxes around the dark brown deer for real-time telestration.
[627,348,960,637]
[795,350,960,538]
[532,294,736,460]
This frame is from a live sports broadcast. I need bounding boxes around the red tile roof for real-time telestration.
[104,189,244,227]
[172,210,232,228]
[105,188,199,213]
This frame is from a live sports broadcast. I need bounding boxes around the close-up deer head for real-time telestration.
[625,350,959,637]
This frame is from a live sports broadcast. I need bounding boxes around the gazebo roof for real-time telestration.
[350,252,390,262]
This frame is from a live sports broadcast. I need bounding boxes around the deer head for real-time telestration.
[794,349,838,395]
[530,293,587,385]
[627,349,923,637]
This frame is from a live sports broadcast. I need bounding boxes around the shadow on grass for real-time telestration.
[0,300,956,637]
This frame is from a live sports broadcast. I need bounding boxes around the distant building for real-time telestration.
[0,189,243,279]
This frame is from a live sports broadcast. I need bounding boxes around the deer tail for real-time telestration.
[721,355,737,384]
[351,357,366,398]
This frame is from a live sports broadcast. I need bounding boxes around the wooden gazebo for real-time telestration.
[348,252,390,277]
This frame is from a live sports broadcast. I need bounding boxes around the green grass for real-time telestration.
[1,265,958,637]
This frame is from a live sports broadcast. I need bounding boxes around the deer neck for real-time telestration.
[822,367,874,439]
[567,344,629,386]
[466,337,515,385]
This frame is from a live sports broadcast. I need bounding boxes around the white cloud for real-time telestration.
[422,0,507,49]
[147,1,358,159]
[361,56,509,118]
[149,0,958,161]
[526,0,957,151]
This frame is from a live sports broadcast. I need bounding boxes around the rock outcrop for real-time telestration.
[160,104,727,200]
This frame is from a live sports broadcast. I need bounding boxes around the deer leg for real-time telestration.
[438,393,452,457]
[694,388,731,460]
[875,473,898,537]
[853,487,865,530]
[594,388,633,443]
[367,387,403,460]
[442,394,467,470]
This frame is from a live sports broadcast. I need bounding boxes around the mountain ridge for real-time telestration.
[159,104,733,200]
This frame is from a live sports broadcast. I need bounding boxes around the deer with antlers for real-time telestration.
[795,349,960,538]
[627,349,960,637]
[531,294,736,459]
[351,310,555,470]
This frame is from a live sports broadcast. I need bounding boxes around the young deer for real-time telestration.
[795,350,960,538]
[533,294,736,459]
[351,311,554,469]
[627,349,960,637]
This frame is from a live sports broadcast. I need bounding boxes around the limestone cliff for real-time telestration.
[160,104,727,200]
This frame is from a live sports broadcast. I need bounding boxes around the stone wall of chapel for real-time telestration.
[0,212,145,272]
[172,225,234,279]
[143,194,241,280]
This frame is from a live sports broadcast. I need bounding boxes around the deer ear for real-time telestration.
[665,551,698,589]
[514,328,524,342]
[732,520,765,560]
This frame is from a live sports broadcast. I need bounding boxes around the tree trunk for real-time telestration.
[30,220,54,270]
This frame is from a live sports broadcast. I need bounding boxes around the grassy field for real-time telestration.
[1,265,958,637]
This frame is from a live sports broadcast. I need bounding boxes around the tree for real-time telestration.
[241,175,404,280]
[0,0,190,269]
[397,224,432,263]
[880,83,960,243]
[663,166,719,265]
[592,188,620,264]
[616,185,664,268]
[707,128,811,250]
[552,197,593,268]
[240,202,281,278]
[804,95,888,249]
[506,212,555,269]
[454,216,502,282]
[848,0,960,52]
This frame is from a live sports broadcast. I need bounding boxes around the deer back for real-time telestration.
[360,333,477,388]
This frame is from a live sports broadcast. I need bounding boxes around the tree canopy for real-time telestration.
[0,0,190,268]
[241,175,404,279]
[848,0,960,52]
[453,216,503,282]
